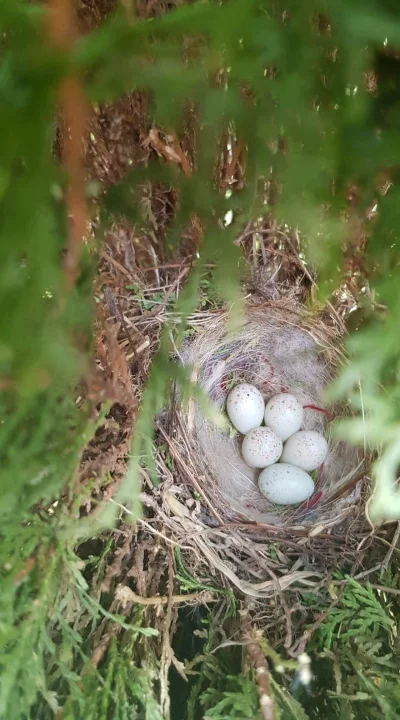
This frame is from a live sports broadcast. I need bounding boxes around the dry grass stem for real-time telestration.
[115,584,217,606]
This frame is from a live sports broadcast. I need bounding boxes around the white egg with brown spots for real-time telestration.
[258,463,315,505]
[281,430,328,472]
[264,393,304,441]
[226,383,265,435]
[241,427,283,468]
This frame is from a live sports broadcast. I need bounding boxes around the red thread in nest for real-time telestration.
[260,357,277,390]
[303,490,323,510]
[219,373,232,393]
[260,356,287,393]
[303,404,333,421]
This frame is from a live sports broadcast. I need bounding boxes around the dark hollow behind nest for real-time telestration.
[173,301,365,530]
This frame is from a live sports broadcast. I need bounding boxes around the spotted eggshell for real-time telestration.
[281,430,328,472]
[226,383,265,435]
[242,427,283,468]
[258,463,315,505]
[264,393,304,441]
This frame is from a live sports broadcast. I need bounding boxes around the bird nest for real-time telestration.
[98,219,371,600]
[160,299,366,535]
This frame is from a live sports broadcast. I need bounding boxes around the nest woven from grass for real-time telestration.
[172,300,365,532]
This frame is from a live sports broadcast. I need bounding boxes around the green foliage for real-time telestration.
[184,611,309,720]
[0,1,98,716]
[313,576,394,651]
[0,524,159,720]
[175,547,237,616]
[175,547,221,595]
[200,675,261,720]
[185,613,261,720]
[304,575,400,719]
[177,576,400,719]
[4,0,400,716]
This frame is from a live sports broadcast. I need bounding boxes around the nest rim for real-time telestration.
[159,298,369,538]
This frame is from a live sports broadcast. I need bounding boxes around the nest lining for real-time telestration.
[174,301,364,530]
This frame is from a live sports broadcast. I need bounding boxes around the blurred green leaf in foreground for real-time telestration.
[3,0,400,717]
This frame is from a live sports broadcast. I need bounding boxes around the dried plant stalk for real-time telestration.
[240,607,275,720]
[47,0,89,288]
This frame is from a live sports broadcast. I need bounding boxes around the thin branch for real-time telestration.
[370,584,400,596]
[381,521,400,576]
[288,590,344,657]
[116,583,217,607]
[47,0,89,289]
[159,423,224,525]
[240,607,275,720]
[101,250,134,278]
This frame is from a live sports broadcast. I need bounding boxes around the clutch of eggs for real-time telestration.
[226,382,328,505]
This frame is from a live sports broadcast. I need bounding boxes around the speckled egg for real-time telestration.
[258,463,315,505]
[281,430,328,472]
[241,427,283,468]
[226,383,265,435]
[264,393,304,441]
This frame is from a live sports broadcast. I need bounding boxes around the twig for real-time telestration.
[288,590,344,657]
[116,584,217,607]
[104,287,144,371]
[380,521,400,576]
[90,632,113,668]
[255,561,293,651]
[210,639,254,653]
[369,584,400,596]
[13,557,36,584]
[159,423,224,525]
[240,607,275,720]
[287,229,347,333]
[109,498,196,551]
[116,298,143,368]
[47,0,89,289]
[325,470,366,503]
[353,563,382,581]
[101,250,133,278]
[130,266,191,325]
[160,551,176,718]
[139,262,216,272]
[144,241,161,288]
[373,534,400,555]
